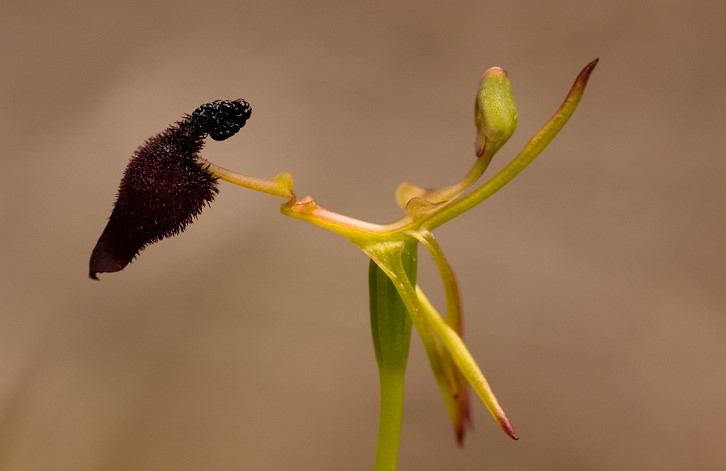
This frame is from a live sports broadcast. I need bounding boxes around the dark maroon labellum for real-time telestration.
[89,99,251,279]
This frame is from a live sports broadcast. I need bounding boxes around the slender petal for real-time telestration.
[417,287,518,440]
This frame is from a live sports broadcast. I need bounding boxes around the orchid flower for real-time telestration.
[90,60,598,470]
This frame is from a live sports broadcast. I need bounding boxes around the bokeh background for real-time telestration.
[1,1,724,469]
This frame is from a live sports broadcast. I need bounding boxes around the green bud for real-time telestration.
[474,67,517,157]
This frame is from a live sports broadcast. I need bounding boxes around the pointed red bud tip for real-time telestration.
[89,99,251,280]
[575,58,599,89]
[498,415,519,440]
[455,400,473,447]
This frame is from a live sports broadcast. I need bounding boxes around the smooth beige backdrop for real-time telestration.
[1,1,724,470]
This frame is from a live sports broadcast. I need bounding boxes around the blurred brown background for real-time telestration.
[1,0,724,469]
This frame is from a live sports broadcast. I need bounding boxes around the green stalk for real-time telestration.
[369,241,418,471]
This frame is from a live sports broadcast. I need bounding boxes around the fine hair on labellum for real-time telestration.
[89,99,252,280]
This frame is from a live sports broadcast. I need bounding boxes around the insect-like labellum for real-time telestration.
[190,99,252,141]
[89,99,252,280]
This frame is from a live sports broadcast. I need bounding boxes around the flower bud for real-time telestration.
[474,67,517,157]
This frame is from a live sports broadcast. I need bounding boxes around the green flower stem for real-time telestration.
[369,242,417,471]
[374,368,406,471]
